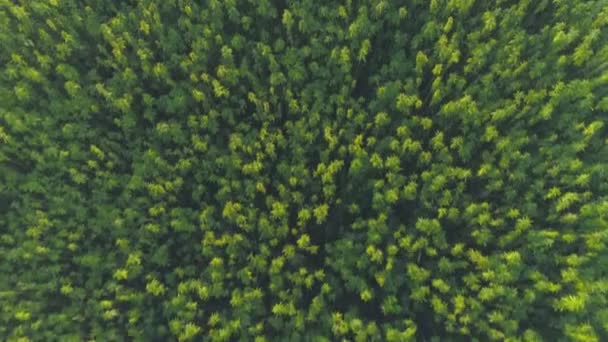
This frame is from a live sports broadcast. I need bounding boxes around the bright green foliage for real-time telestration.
[1,0,608,341]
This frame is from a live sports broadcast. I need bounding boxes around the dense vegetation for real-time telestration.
[1,0,607,341]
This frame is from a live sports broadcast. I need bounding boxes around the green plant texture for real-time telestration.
[1,0,607,341]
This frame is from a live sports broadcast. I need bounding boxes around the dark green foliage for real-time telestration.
[1,0,607,341]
